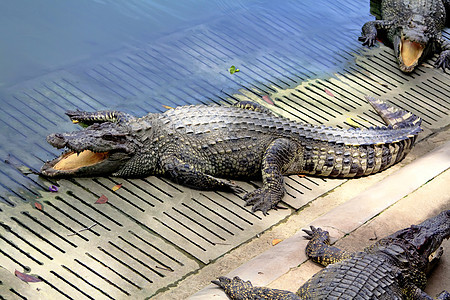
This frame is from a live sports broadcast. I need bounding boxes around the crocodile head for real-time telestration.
[41,122,136,177]
[386,210,450,274]
[392,15,431,72]
[410,210,450,271]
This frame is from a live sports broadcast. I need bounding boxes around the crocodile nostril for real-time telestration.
[47,133,66,148]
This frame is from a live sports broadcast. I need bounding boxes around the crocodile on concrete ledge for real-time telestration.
[359,0,450,72]
[41,97,422,214]
[214,210,450,299]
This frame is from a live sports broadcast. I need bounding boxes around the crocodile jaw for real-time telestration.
[53,150,109,171]
[41,149,125,177]
[41,127,134,177]
[398,37,425,72]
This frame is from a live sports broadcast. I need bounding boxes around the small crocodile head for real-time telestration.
[386,210,450,274]
[392,15,432,72]
[410,210,450,269]
[41,122,136,177]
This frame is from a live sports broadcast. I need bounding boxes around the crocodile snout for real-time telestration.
[47,133,67,149]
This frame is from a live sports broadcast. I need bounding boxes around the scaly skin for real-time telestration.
[41,97,421,214]
[359,0,450,72]
[214,210,450,299]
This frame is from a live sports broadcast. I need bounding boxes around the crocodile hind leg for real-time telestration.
[212,276,300,300]
[161,155,244,193]
[359,20,394,47]
[65,110,133,126]
[244,138,299,215]
[303,226,351,266]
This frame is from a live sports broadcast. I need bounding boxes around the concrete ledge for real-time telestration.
[191,140,450,299]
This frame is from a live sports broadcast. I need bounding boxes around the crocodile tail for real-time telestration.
[365,96,422,129]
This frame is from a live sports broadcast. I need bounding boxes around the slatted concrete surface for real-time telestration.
[0,0,449,299]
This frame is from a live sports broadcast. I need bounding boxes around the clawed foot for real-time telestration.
[302,226,330,243]
[243,187,284,215]
[437,290,450,300]
[435,50,450,71]
[212,276,253,298]
[358,33,377,47]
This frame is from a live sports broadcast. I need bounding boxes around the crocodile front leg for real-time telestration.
[212,276,300,300]
[435,38,450,71]
[161,155,244,193]
[303,226,351,266]
[66,110,133,126]
[359,20,394,47]
[244,138,299,215]
[405,283,450,299]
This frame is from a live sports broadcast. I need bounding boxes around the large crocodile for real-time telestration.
[213,210,450,299]
[359,0,450,72]
[41,97,421,214]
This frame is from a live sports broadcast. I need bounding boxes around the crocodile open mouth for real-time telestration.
[53,150,110,171]
[400,37,425,68]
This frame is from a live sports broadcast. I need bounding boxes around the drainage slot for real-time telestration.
[74,258,131,296]
[153,217,207,251]
[85,252,143,290]
[11,217,66,254]
[51,270,94,300]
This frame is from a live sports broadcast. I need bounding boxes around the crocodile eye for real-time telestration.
[102,133,115,141]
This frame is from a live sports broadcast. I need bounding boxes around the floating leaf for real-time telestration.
[49,185,58,192]
[262,95,274,105]
[4,156,38,175]
[112,184,122,191]
[272,239,282,246]
[375,81,389,88]
[18,166,35,175]
[72,120,79,124]
[15,270,41,283]
[162,105,173,109]
[229,65,240,74]
[34,202,43,211]
[95,194,108,204]
[324,88,335,97]
[346,117,360,128]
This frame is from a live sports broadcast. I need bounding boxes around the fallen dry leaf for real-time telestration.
[162,105,173,109]
[298,174,306,178]
[324,88,334,97]
[34,202,43,211]
[95,195,108,204]
[262,95,274,105]
[345,117,360,128]
[15,270,41,283]
[272,239,282,246]
[112,184,122,191]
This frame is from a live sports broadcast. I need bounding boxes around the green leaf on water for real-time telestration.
[229,65,240,74]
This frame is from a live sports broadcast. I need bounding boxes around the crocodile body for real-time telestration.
[359,0,450,72]
[41,97,421,214]
[214,210,450,299]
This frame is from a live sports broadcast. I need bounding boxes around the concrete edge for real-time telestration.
[190,140,450,299]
